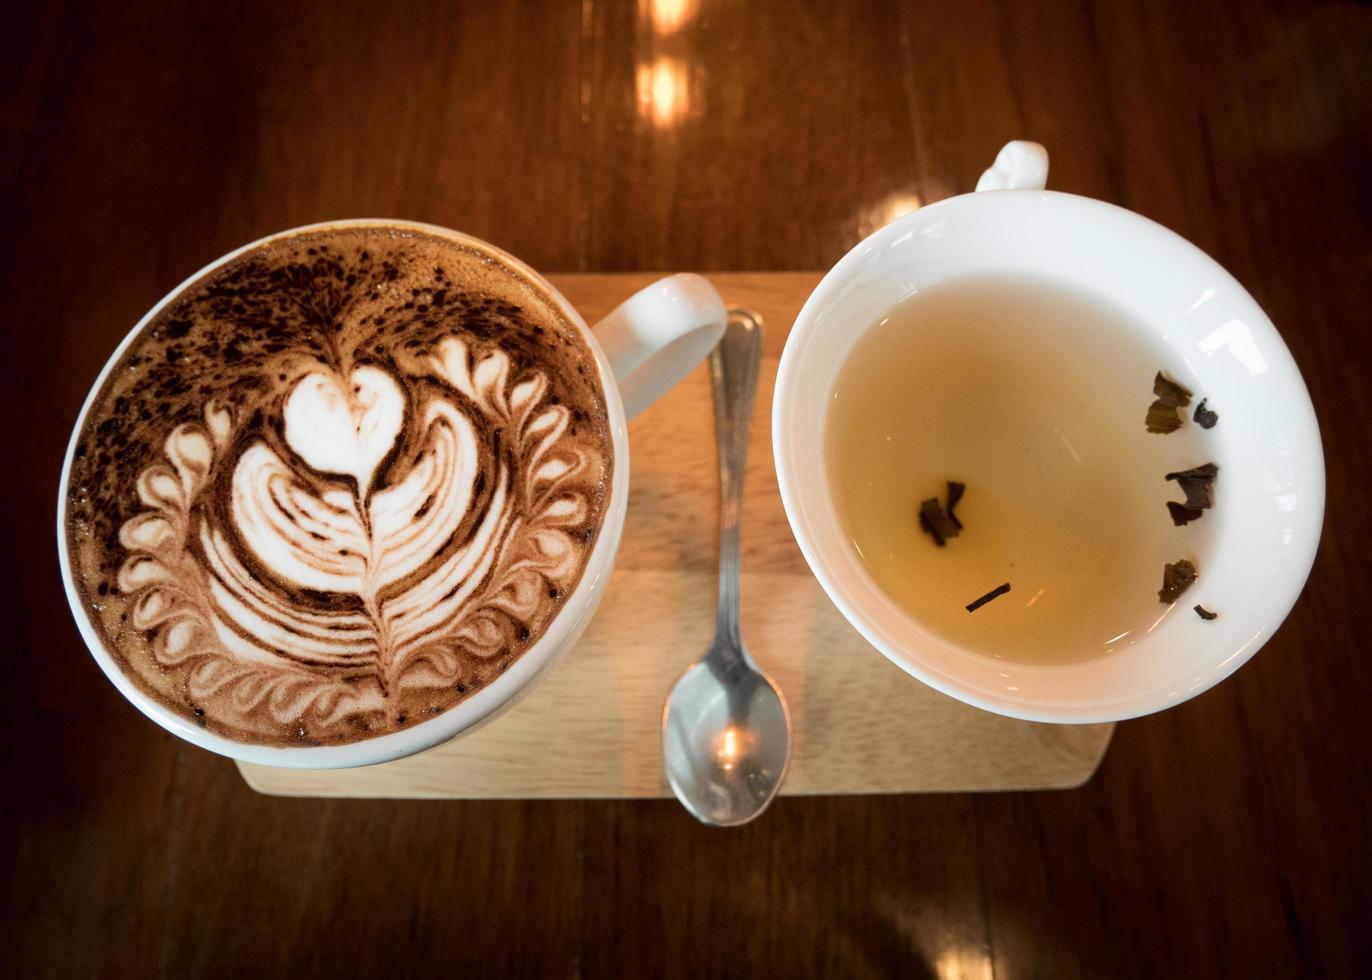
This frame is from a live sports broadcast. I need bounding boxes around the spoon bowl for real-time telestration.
[663,635,792,826]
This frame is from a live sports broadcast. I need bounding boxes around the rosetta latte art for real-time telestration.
[116,338,591,740]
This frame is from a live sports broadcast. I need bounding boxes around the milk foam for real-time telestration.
[65,227,612,745]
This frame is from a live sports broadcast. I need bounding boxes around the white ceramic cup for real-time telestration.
[57,219,727,768]
[773,142,1324,724]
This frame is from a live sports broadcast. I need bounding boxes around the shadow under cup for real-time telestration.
[773,190,1324,723]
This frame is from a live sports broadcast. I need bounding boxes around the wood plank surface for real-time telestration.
[3,1,1369,977]
[239,279,1112,798]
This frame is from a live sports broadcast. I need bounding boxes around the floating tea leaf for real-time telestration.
[1194,604,1218,621]
[1166,462,1219,510]
[1193,399,1218,429]
[1147,403,1185,434]
[1158,559,1198,604]
[946,481,966,530]
[966,582,1011,613]
[1153,372,1193,407]
[1146,372,1194,434]
[917,510,937,544]
[1167,501,1205,527]
[919,497,959,546]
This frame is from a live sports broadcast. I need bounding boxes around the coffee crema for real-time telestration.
[64,226,613,746]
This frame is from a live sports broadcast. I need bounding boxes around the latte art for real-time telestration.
[122,343,586,723]
[64,227,612,745]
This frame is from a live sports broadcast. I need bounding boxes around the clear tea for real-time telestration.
[824,274,1211,665]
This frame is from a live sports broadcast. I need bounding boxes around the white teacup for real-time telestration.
[58,219,726,768]
[772,143,1324,723]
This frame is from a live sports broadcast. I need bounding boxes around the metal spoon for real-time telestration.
[663,310,792,827]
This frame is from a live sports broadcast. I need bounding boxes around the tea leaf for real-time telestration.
[1166,462,1219,510]
[1146,372,1194,433]
[919,497,959,546]
[966,582,1011,613]
[945,481,966,530]
[1158,559,1198,604]
[1167,501,1205,526]
[1153,372,1193,408]
[1193,398,1218,429]
[1146,403,1185,434]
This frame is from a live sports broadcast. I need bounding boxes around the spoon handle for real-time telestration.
[709,310,763,649]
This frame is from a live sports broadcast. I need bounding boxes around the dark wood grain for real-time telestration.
[3,0,1369,976]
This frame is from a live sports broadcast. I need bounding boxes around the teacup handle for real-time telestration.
[976,141,1049,192]
[592,273,728,420]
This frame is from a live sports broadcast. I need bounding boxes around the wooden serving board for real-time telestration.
[238,273,1113,799]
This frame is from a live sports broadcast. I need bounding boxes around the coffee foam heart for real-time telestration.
[282,366,405,495]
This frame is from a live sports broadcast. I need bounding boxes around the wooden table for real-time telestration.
[3,1,1368,976]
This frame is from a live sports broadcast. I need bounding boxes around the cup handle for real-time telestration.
[592,273,728,420]
[975,141,1049,192]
